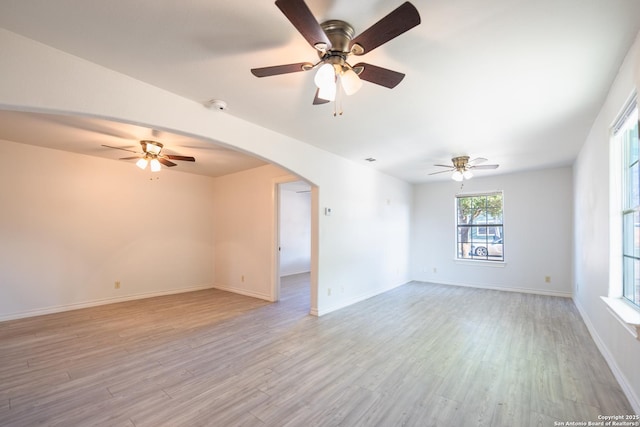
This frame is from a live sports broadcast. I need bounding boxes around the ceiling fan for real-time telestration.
[429,156,499,181]
[102,140,195,172]
[251,0,421,105]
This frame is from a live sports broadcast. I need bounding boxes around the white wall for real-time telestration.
[317,167,412,314]
[0,28,413,316]
[211,164,295,300]
[0,139,215,320]
[412,167,573,296]
[573,32,640,412]
[279,186,312,277]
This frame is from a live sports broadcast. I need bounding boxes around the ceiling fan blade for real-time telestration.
[468,157,488,165]
[471,164,499,170]
[312,88,330,105]
[158,158,177,167]
[165,155,196,162]
[349,2,421,55]
[353,63,405,88]
[275,0,332,50]
[119,156,140,160]
[433,164,454,168]
[428,169,454,175]
[101,144,139,154]
[251,62,313,77]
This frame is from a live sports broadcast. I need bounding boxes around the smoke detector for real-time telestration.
[205,99,228,111]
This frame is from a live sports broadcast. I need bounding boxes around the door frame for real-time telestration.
[272,177,318,314]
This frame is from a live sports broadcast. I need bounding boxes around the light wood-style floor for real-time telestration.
[0,275,634,426]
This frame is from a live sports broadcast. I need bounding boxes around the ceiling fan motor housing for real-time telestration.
[452,156,470,170]
[320,20,355,54]
[317,20,363,76]
[141,140,163,155]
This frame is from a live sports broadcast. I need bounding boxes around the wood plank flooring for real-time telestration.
[0,275,634,426]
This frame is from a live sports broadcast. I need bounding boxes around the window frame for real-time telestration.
[617,94,640,309]
[455,191,504,262]
[603,91,640,340]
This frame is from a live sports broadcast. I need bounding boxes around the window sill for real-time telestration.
[454,259,506,268]
[601,296,640,340]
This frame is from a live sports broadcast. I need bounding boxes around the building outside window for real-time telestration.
[456,192,504,261]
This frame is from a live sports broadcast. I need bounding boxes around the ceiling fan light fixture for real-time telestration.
[317,83,336,101]
[463,170,473,180]
[150,158,162,172]
[314,63,335,89]
[452,170,464,182]
[136,157,149,170]
[341,68,362,96]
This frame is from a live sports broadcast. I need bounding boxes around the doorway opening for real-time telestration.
[275,180,313,313]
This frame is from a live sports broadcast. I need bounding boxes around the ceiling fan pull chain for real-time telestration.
[334,77,344,116]
[333,95,343,116]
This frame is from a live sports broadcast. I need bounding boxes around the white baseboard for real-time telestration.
[424,279,572,298]
[573,298,640,415]
[0,284,214,322]
[280,270,311,278]
[212,284,272,302]
[316,281,407,316]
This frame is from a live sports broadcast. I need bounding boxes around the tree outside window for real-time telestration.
[456,193,504,261]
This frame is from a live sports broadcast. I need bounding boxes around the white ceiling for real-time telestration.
[0,0,639,182]
[0,110,267,177]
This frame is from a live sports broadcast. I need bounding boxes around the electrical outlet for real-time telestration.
[545,276,551,283]
[327,288,331,296]
[433,267,437,273]
[114,281,120,289]
[241,275,245,282]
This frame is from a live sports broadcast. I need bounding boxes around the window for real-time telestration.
[618,95,640,308]
[456,192,504,261]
